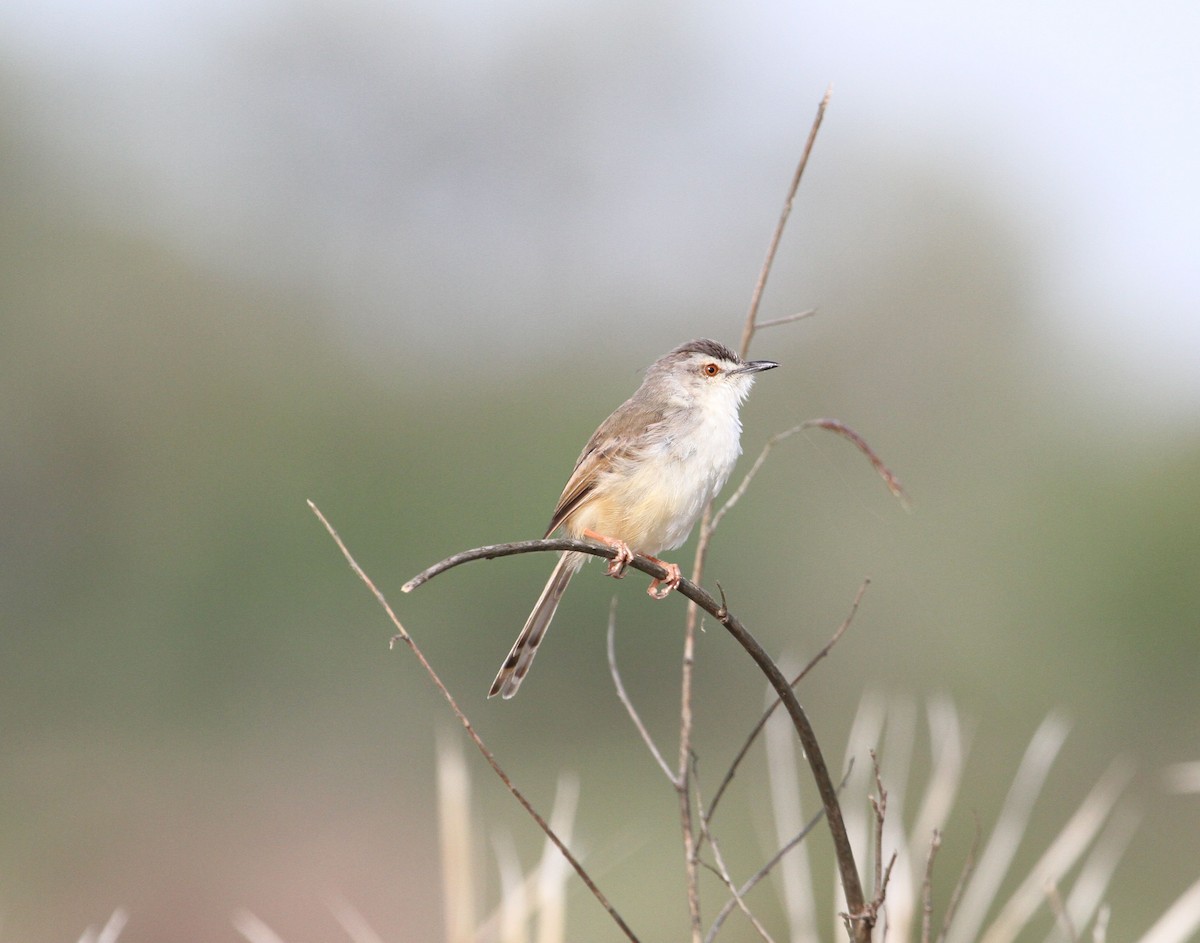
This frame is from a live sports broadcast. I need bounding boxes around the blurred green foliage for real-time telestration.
[1,65,1198,943]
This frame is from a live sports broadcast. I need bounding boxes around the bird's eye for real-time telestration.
[702,363,721,377]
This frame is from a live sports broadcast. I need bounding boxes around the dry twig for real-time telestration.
[704,763,854,943]
[755,308,818,331]
[739,85,832,357]
[402,533,868,942]
[921,830,943,943]
[705,579,869,824]
[310,502,640,943]
[871,751,887,898]
[937,815,982,943]
[1045,880,1079,943]
[800,418,910,508]
[684,83,873,943]
[607,599,676,785]
[692,758,779,943]
[843,751,897,937]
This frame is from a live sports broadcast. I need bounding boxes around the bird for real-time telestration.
[489,338,778,699]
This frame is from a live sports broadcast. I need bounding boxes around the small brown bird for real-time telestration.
[489,339,777,698]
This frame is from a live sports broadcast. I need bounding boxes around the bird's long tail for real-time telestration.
[489,552,581,699]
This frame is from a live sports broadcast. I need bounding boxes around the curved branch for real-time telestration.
[705,579,869,825]
[403,538,869,939]
[801,418,910,507]
[402,538,641,593]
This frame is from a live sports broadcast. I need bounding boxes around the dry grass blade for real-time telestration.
[978,759,1134,943]
[437,732,476,943]
[764,685,819,943]
[1040,803,1141,943]
[1135,876,1200,943]
[909,700,969,869]
[327,895,388,943]
[232,911,287,943]
[77,910,129,943]
[1162,762,1200,794]
[945,715,1070,943]
[535,774,580,943]
[491,832,528,943]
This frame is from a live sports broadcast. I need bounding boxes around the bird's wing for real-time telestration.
[544,398,666,537]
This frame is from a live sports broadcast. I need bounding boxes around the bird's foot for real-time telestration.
[583,529,634,578]
[645,557,682,599]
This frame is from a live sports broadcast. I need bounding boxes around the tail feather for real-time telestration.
[489,553,579,699]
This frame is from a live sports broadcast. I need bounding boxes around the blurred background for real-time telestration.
[2,0,1198,940]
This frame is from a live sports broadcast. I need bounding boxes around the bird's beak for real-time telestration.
[736,359,779,374]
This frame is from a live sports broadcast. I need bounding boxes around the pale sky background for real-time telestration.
[4,0,1198,413]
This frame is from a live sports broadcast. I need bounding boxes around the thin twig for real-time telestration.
[403,534,869,940]
[871,750,887,897]
[706,579,869,823]
[755,308,818,331]
[309,502,640,943]
[878,853,898,921]
[1045,880,1079,943]
[705,762,855,943]
[839,753,895,939]
[801,418,910,507]
[921,830,943,943]
[682,83,833,943]
[607,598,676,785]
[710,423,810,535]
[937,814,982,943]
[711,416,907,539]
[702,836,778,943]
[679,582,703,943]
[739,85,832,358]
[692,757,779,943]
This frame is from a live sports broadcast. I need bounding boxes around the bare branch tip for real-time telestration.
[756,308,818,331]
[800,417,909,509]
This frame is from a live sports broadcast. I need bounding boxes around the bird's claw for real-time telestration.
[604,540,634,579]
[647,562,682,599]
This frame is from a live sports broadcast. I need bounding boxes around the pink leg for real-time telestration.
[644,556,682,599]
[583,528,634,579]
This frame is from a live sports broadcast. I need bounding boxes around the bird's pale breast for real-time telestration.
[564,386,744,555]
